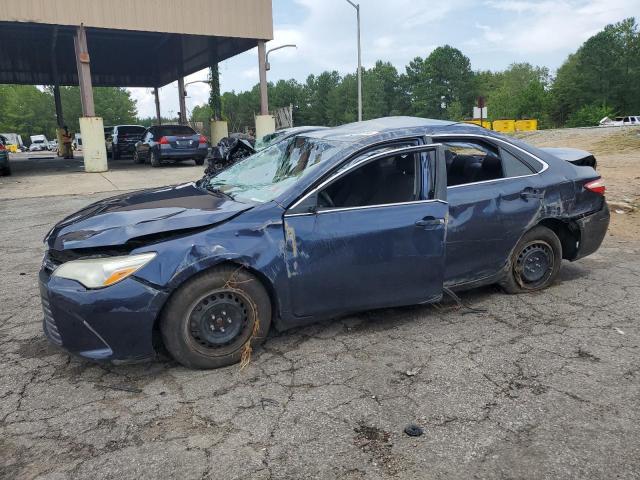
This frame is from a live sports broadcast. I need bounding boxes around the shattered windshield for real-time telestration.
[204,136,344,203]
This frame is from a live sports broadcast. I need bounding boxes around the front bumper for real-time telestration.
[573,201,610,261]
[40,268,168,363]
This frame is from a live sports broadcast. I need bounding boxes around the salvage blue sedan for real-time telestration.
[40,117,610,369]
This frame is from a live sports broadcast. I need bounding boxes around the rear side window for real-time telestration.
[501,149,535,177]
[157,126,196,136]
[439,139,534,187]
[117,126,145,135]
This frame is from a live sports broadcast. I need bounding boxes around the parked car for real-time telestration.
[133,124,208,167]
[0,134,11,176]
[49,139,58,151]
[110,125,145,159]
[599,116,640,127]
[0,133,24,153]
[29,135,49,151]
[104,126,114,155]
[40,117,610,369]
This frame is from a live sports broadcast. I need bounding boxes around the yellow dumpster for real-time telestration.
[515,119,538,131]
[492,119,516,133]
[464,120,492,129]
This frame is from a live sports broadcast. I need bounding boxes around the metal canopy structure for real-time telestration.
[0,22,259,88]
[0,0,273,172]
[0,0,273,88]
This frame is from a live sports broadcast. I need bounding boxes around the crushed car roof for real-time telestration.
[304,116,474,142]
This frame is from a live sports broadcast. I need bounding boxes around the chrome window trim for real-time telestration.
[286,143,443,214]
[284,199,448,218]
[431,132,549,177]
[433,133,549,171]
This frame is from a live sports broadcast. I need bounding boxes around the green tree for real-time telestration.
[406,46,476,119]
[209,65,222,120]
[551,17,640,124]
[483,63,550,122]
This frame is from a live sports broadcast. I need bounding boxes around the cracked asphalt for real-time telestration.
[1,193,639,480]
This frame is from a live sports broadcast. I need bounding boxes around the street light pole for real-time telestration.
[345,0,362,121]
[266,44,297,71]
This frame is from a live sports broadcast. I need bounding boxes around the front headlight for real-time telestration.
[52,252,156,289]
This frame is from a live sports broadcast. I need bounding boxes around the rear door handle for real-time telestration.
[520,188,544,200]
[415,216,445,227]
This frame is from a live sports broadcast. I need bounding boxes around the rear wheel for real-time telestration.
[160,266,271,369]
[150,150,161,167]
[195,157,205,166]
[133,151,144,164]
[0,164,10,176]
[500,226,562,293]
[112,147,120,160]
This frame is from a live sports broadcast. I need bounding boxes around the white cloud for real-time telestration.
[481,0,639,54]
[132,0,640,117]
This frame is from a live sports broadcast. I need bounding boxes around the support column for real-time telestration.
[255,40,275,140]
[51,27,66,157]
[177,77,187,125]
[74,24,107,172]
[258,41,268,115]
[74,25,95,117]
[154,87,162,125]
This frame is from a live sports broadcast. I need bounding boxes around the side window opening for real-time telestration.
[318,152,421,209]
[441,139,534,187]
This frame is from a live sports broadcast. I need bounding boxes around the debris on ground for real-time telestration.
[403,424,424,437]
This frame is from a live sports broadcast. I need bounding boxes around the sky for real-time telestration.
[130,0,640,118]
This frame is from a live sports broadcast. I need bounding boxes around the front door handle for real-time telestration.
[415,216,445,227]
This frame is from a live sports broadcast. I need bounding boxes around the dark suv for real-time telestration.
[111,125,146,160]
[133,125,208,167]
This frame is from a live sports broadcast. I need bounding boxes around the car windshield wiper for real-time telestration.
[202,183,235,200]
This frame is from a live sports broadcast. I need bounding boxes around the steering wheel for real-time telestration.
[319,191,335,208]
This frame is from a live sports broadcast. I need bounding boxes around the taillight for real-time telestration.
[158,136,170,145]
[0,143,5,151]
[585,178,606,195]
[198,135,208,144]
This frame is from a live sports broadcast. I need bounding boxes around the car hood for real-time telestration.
[46,182,254,251]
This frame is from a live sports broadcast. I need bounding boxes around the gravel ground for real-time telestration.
[1,192,639,480]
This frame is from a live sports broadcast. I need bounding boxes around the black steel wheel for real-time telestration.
[186,290,252,352]
[501,226,562,293]
[160,266,272,369]
[133,151,144,164]
[150,150,161,167]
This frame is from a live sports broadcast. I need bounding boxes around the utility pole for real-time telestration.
[344,0,362,121]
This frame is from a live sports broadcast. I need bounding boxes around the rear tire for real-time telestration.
[500,226,562,294]
[112,147,120,160]
[0,165,10,176]
[133,151,144,164]
[160,266,272,369]
[195,157,205,166]
[150,150,161,167]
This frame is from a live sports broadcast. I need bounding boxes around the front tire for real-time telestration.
[0,165,10,176]
[112,147,120,160]
[500,226,562,294]
[160,266,272,369]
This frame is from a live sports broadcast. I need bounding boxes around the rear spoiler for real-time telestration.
[540,147,597,169]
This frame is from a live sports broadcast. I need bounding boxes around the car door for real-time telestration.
[283,144,448,319]
[432,135,545,286]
